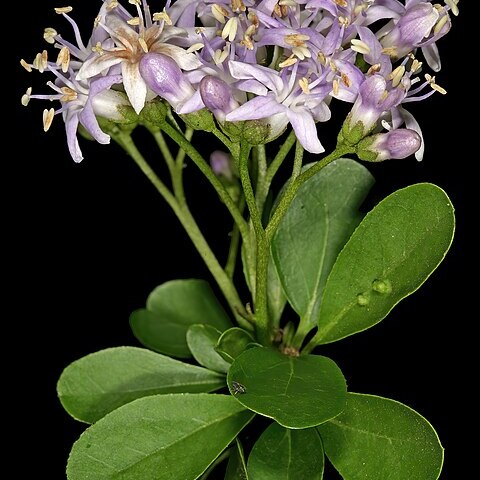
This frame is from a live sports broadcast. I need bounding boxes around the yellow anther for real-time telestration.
[299,77,310,94]
[20,59,32,73]
[388,65,405,87]
[56,46,71,73]
[222,17,238,42]
[43,108,55,132]
[332,79,340,95]
[127,17,141,25]
[107,0,118,10]
[138,37,149,53]
[278,55,297,68]
[60,86,78,102]
[367,63,381,75]
[186,43,204,53]
[425,74,447,94]
[92,42,104,55]
[434,14,449,35]
[54,6,73,14]
[21,87,32,106]
[231,0,246,13]
[410,59,422,73]
[43,27,58,44]
[334,0,348,6]
[341,73,351,88]
[445,0,459,16]
[285,33,310,47]
[212,4,229,24]
[153,11,172,25]
[351,39,371,55]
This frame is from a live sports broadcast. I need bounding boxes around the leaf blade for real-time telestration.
[57,347,225,423]
[316,183,455,344]
[67,394,254,480]
[318,392,444,480]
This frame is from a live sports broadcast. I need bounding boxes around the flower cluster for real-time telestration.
[21,0,458,162]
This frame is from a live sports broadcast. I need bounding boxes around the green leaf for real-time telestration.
[187,324,231,373]
[248,423,324,480]
[130,279,232,358]
[67,394,254,480]
[315,183,455,344]
[57,347,225,423]
[318,393,444,480]
[225,439,249,480]
[216,327,255,363]
[272,159,374,331]
[227,347,346,428]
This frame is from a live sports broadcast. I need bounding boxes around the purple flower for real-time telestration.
[199,76,240,122]
[210,150,235,181]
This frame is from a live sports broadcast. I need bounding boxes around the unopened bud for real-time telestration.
[357,129,421,162]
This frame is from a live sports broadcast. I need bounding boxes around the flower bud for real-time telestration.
[210,150,235,182]
[199,76,239,122]
[139,53,194,110]
[357,129,422,162]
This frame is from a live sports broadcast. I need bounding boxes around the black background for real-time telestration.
[12,1,467,477]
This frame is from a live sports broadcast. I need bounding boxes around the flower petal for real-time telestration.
[64,111,83,163]
[286,108,324,154]
[398,106,425,161]
[155,44,201,70]
[76,53,123,81]
[122,62,147,114]
[226,95,285,122]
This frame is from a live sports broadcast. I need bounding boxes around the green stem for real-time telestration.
[239,142,270,344]
[266,144,354,241]
[161,122,250,245]
[257,130,297,215]
[199,449,232,480]
[255,144,267,210]
[225,196,245,279]
[115,132,251,330]
[149,129,176,176]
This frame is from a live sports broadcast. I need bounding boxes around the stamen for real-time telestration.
[445,0,459,16]
[54,6,73,14]
[56,46,70,73]
[92,42,104,55]
[351,39,371,55]
[433,14,449,35]
[332,79,339,95]
[33,50,48,73]
[279,55,297,68]
[367,63,381,75]
[425,74,447,94]
[213,46,229,64]
[21,87,32,106]
[388,65,405,87]
[411,59,423,73]
[212,4,229,24]
[153,12,172,25]
[43,108,55,132]
[186,43,204,53]
[382,46,397,58]
[107,0,119,10]
[127,17,141,25]
[285,33,310,47]
[43,27,58,44]
[334,0,348,6]
[292,46,311,60]
[299,77,310,94]
[138,37,149,53]
[231,0,246,13]
[20,59,32,73]
[222,17,238,42]
[60,86,78,102]
[317,52,326,66]
[341,73,351,88]
[338,16,350,27]
[128,0,141,5]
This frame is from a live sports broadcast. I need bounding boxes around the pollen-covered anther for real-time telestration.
[445,0,459,16]
[128,0,141,5]
[127,17,141,25]
[21,87,32,106]
[43,108,55,132]
[382,46,397,58]
[351,39,371,55]
[247,12,259,28]
[186,43,204,53]
[285,34,310,48]
[332,79,340,95]
[107,0,119,10]
[329,59,338,72]
[279,55,297,68]
[43,27,58,44]
[60,86,78,102]
[299,77,310,94]
[317,52,326,66]
[388,65,405,87]
[54,6,73,14]
[153,11,172,25]
[20,59,32,73]
[56,46,71,73]
[292,46,311,60]
[274,3,289,18]
[338,16,350,27]
[213,46,229,64]
[138,37,149,53]
[433,14,449,35]
[212,4,229,24]
[222,17,239,42]
[94,15,101,28]
[425,74,447,94]
[341,73,351,88]
[240,35,254,50]
[334,0,348,6]
[33,50,48,73]
[367,63,381,75]
[410,59,423,73]
[92,42,104,55]
[231,0,246,13]
[195,27,206,35]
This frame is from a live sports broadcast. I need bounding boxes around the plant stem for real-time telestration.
[225,196,245,279]
[149,129,176,176]
[239,142,270,344]
[115,131,252,330]
[161,122,250,245]
[257,130,296,215]
[266,144,355,241]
